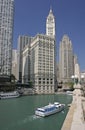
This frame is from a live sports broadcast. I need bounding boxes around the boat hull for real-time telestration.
[35,109,58,117]
[0,91,20,99]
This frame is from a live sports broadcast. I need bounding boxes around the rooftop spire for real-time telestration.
[50,6,52,12]
[49,6,52,13]
[46,6,55,37]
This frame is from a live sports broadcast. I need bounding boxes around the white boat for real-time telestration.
[66,91,73,95]
[54,102,65,111]
[35,102,65,117]
[0,91,20,99]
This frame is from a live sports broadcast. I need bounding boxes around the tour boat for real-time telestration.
[66,91,73,95]
[35,102,65,117]
[54,102,65,111]
[0,91,20,99]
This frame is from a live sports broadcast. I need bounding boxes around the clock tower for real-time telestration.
[46,8,55,37]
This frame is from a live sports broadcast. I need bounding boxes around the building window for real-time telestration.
[43,81,45,84]
[51,86,53,90]
[47,86,49,90]
[43,86,45,90]
[39,86,41,90]
[39,81,41,84]
[47,81,49,84]
[51,82,53,84]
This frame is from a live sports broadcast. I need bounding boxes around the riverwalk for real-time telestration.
[61,83,85,130]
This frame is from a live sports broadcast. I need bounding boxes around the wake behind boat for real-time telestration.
[0,91,20,99]
[35,102,65,117]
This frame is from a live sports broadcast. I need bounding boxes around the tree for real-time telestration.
[29,81,33,88]
[10,74,16,83]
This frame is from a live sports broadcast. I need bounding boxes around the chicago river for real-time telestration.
[0,94,72,130]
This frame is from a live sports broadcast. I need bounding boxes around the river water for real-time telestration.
[0,94,72,130]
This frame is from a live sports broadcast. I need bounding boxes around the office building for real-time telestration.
[0,0,14,75]
[17,35,32,82]
[30,34,55,94]
[59,35,74,82]
[29,8,56,94]
[81,71,85,83]
[12,49,18,79]
[22,43,31,83]
[74,63,80,82]
[17,8,56,94]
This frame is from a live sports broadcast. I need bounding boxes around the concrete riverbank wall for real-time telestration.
[61,84,85,130]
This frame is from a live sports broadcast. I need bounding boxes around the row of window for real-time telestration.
[38,78,53,80]
[39,47,53,51]
[38,69,53,71]
[37,86,53,90]
[37,36,54,42]
[38,59,53,63]
[38,81,53,84]
[35,64,53,67]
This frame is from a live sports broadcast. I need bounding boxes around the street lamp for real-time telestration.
[71,75,75,83]
[71,75,78,84]
[81,75,84,84]
[75,75,79,84]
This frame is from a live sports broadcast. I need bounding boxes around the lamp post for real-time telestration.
[71,75,75,83]
[71,75,78,84]
[81,75,84,85]
[75,75,78,84]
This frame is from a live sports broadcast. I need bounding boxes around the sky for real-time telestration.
[13,0,85,71]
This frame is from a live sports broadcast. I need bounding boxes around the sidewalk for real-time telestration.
[61,84,85,130]
[61,103,76,130]
[71,95,85,130]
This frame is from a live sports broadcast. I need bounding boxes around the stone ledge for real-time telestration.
[61,104,76,130]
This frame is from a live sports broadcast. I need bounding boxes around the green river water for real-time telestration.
[0,94,72,130]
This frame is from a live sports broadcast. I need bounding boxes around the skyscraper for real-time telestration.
[29,8,56,94]
[17,35,32,82]
[30,34,55,94]
[12,49,18,79]
[73,55,80,81]
[22,38,32,83]
[59,35,74,82]
[46,8,55,37]
[17,8,56,94]
[0,0,14,75]
[46,8,57,90]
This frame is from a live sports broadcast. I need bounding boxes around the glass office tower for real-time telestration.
[0,0,14,75]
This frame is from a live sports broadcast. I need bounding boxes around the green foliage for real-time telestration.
[64,82,74,90]
[10,74,16,83]
[0,83,16,92]
[29,81,33,88]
